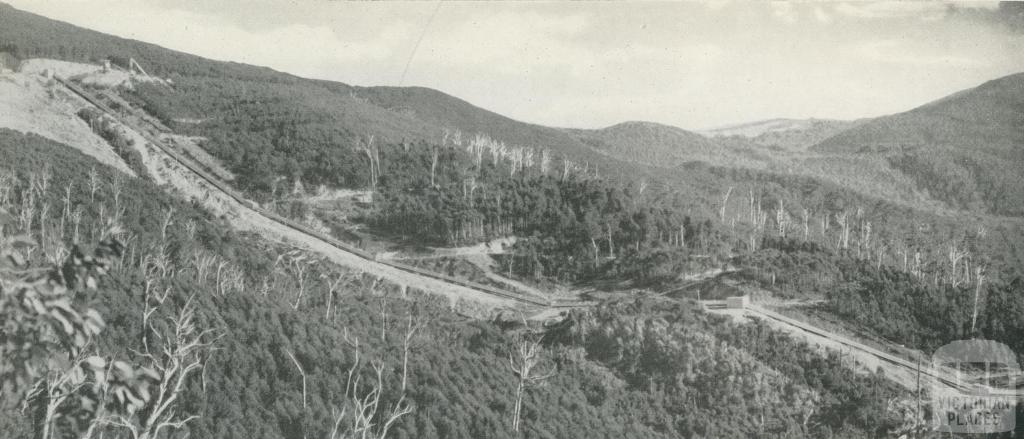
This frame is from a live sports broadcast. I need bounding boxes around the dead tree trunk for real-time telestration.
[287,349,307,409]
[508,320,555,433]
[719,186,733,223]
[948,242,968,287]
[108,295,217,439]
[971,265,986,334]
[430,147,439,188]
[801,208,809,242]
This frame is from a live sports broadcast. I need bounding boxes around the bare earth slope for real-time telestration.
[0,72,133,174]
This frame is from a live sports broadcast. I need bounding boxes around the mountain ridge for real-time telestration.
[811,71,1024,215]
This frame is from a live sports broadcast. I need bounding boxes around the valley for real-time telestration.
[1,2,1022,438]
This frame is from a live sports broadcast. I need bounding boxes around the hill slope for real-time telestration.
[814,74,1024,156]
[0,3,635,190]
[0,128,912,439]
[564,121,771,169]
[813,73,1024,215]
[4,3,1023,274]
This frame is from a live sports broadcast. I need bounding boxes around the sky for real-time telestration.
[8,1,1024,130]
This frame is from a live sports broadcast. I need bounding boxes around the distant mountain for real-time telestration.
[813,73,1024,215]
[565,121,772,169]
[704,118,827,137]
[704,118,861,152]
[813,74,1024,156]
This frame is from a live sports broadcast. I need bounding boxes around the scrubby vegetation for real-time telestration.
[0,128,914,438]
[734,236,1024,366]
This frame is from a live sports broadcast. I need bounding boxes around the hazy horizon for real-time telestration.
[7,1,1024,130]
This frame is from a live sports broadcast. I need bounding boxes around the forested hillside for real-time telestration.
[813,73,1024,216]
[367,139,726,284]
[564,121,768,169]
[0,129,913,438]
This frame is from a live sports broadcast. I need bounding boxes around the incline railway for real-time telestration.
[703,300,1023,396]
[748,305,1022,397]
[54,75,593,311]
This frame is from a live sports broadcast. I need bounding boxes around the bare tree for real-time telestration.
[378,293,389,342]
[801,208,810,242]
[775,199,788,237]
[110,173,123,215]
[71,205,83,244]
[859,221,872,259]
[140,279,172,354]
[947,241,969,287]
[107,295,217,439]
[286,349,307,409]
[191,250,217,284]
[507,320,555,433]
[835,212,850,250]
[159,207,174,244]
[971,265,986,334]
[359,135,380,192]
[60,182,73,240]
[719,186,733,223]
[400,310,425,394]
[430,146,439,188]
[911,250,923,278]
[330,328,414,439]
[279,251,313,310]
[0,171,16,211]
[539,149,551,175]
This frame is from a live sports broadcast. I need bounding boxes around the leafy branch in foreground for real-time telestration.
[0,215,157,438]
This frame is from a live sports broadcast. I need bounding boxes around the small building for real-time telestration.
[0,52,19,73]
[725,295,749,309]
[354,191,373,204]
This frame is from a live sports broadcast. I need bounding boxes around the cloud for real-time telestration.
[771,2,798,24]
[946,2,1024,33]
[855,40,985,67]
[814,7,833,24]
[419,10,590,73]
[835,2,947,20]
